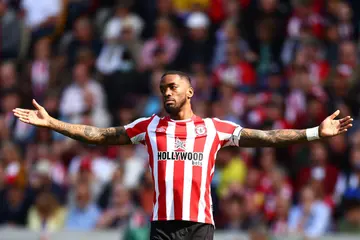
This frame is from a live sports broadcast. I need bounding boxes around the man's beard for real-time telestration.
[164,97,187,115]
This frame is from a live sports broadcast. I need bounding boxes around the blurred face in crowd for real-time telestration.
[310,142,328,166]
[226,44,240,65]
[157,0,173,14]
[35,192,58,217]
[300,186,315,210]
[245,167,260,189]
[337,2,352,22]
[75,183,91,209]
[1,92,20,113]
[73,63,89,86]
[275,195,290,219]
[0,62,17,88]
[74,18,92,42]
[34,38,51,60]
[112,184,129,207]
[223,21,239,41]
[270,167,286,189]
[339,41,357,65]
[1,142,21,165]
[345,205,360,224]
[0,1,7,15]
[326,25,339,42]
[160,74,193,115]
[260,148,276,172]
[115,6,129,18]
[7,186,25,208]
[327,0,340,16]
[260,0,278,12]
[224,0,240,18]
[226,196,245,221]
[350,149,360,172]
[156,18,171,38]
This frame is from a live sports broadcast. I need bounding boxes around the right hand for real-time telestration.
[13,99,51,127]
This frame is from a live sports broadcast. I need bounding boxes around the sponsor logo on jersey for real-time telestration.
[157,151,203,166]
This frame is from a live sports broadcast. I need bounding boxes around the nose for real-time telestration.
[164,88,172,97]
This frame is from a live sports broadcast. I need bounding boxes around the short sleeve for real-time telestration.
[212,118,243,148]
[124,116,153,145]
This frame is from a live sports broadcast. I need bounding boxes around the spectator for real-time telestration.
[96,183,134,229]
[212,43,256,91]
[338,199,360,233]
[139,17,180,71]
[66,17,103,68]
[59,63,110,127]
[175,11,213,71]
[65,182,101,230]
[297,142,339,197]
[0,0,21,60]
[270,194,291,236]
[288,185,331,238]
[0,183,31,226]
[334,148,360,204]
[212,20,252,68]
[27,191,67,232]
[28,159,66,205]
[335,1,354,41]
[97,166,123,210]
[21,0,61,43]
[0,62,18,91]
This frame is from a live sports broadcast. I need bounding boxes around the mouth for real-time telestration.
[165,99,175,104]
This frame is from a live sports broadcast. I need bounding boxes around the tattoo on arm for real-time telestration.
[239,128,307,148]
[48,118,131,145]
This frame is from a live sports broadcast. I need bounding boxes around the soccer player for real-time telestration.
[13,71,353,239]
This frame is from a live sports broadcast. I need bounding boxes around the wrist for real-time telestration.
[306,126,320,141]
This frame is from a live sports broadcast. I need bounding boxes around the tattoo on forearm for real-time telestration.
[48,118,131,145]
[239,128,307,147]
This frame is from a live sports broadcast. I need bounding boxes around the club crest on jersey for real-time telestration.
[195,125,207,136]
[174,137,186,151]
[156,126,167,133]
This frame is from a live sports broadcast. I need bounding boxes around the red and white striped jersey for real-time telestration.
[124,114,242,225]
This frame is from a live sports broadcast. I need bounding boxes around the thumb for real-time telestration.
[32,99,42,110]
[330,110,340,120]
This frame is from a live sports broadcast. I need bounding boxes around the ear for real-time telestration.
[187,87,194,99]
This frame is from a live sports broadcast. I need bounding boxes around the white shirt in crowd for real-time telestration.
[21,0,61,28]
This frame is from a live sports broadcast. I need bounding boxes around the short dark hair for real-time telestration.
[161,70,192,85]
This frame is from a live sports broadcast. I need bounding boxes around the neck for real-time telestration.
[169,107,194,120]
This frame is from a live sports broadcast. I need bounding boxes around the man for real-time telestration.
[13,71,353,239]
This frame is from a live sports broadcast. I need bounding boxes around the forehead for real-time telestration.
[160,74,188,87]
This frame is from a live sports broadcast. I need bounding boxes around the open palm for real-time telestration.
[319,110,353,138]
[12,99,50,127]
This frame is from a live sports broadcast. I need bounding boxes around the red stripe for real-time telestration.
[125,117,152,139]
[145,129,156,220]
[190,120,207,221]
[212,118,237,134]
[204,134,220,223]
[173,122,186,220]
[156,119,169,219]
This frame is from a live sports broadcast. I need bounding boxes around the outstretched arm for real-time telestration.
[239,110,353,148]
[13,99,131,145]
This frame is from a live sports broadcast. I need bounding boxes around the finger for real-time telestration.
[32,99,42,110]
[18,117,30,124]
[330,110,340,120]
[339,116,351,123]
[339,123,353,131]
[13,108,30,114]
[13,112,28,119]
[340,118,353,127]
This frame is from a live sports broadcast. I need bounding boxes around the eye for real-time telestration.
[170,85,177,90]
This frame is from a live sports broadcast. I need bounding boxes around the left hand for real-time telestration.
[319,110,353,138]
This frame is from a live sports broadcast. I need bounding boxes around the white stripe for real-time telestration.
[197,118,216,222]
[130,132,146,144]
[124,116,151,129]
[165,121,176,219]
[217,131,232,141]
[213,117,239,127]
[148,116,160,220]
[182,122,195,220]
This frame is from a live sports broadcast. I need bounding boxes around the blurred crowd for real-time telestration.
[1,0,360,239]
